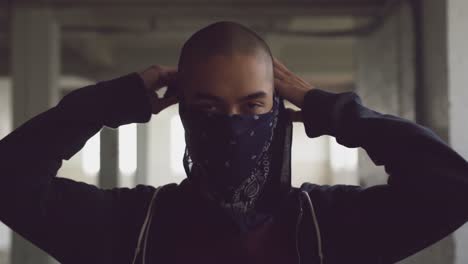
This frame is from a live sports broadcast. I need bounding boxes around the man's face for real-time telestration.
[179,54,274,115]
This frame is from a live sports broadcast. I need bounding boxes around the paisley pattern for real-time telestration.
[179,94,280,217]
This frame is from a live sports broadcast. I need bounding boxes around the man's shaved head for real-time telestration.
[178,21,275,116]
[178,21,273,70]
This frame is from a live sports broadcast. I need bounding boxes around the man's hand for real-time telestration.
[138,65,179,115]
[273,58,315,122]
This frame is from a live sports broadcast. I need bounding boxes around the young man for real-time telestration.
[0,21,467,264]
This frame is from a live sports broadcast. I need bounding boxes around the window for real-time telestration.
[82,132,100,176]
[170,115,186,175]
[119,124,137,176]
[329,137,359,185]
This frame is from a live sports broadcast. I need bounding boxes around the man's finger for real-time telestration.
[153,70,177,90]
[273,59,289,80]
[274,70,285,81]
[274,78,288,91]
[273,57,288,73]
[152,96,179,114]
[273,65,286,80]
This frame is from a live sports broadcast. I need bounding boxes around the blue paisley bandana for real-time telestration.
[179,93,291,230]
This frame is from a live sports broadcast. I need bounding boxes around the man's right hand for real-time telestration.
[138,65,179,114]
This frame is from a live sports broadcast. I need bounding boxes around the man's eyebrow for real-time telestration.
[193,91,268,102]
[193,92,223,102]
[239,91,267,101]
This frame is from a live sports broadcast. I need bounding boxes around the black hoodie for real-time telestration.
[0,73,467,264]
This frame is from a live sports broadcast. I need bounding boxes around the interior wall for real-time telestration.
[354,1,455,263]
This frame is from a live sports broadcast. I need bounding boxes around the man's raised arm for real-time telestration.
[300,88,468,263]
[0,72,156,263]
[273,57,468,263]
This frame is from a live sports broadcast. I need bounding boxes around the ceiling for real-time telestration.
[0,0,393,90]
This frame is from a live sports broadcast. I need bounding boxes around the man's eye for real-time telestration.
[197,104,218,112]
[246,102,262,109]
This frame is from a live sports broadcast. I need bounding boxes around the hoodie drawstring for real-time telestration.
[132,187,323,264]
[302,191,324,264]
[132,187,162,264]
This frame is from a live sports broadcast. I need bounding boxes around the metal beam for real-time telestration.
[10,2,385,20]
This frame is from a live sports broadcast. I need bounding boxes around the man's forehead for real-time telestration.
[192,90,269,101]
[181,53,271,74]
[179,54,273,95]
[183,82,272,103]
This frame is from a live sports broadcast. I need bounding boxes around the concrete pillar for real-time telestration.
[147,110,175,187]
[447,1,468,263]
[417,0,449,139]
[409,2,457,263]
[136,124,149,185]
[99,127,119,189]
[416,0,468,263]
[10,7,60,264]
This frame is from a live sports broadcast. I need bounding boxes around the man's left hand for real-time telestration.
[273,57,315,122]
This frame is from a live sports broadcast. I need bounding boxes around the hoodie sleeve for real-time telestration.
[300,89,468,263]
[0,73,156,263]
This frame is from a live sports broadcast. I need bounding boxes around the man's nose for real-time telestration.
[225,106,241,116]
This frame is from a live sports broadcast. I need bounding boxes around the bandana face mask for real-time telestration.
[179,94,281,217]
